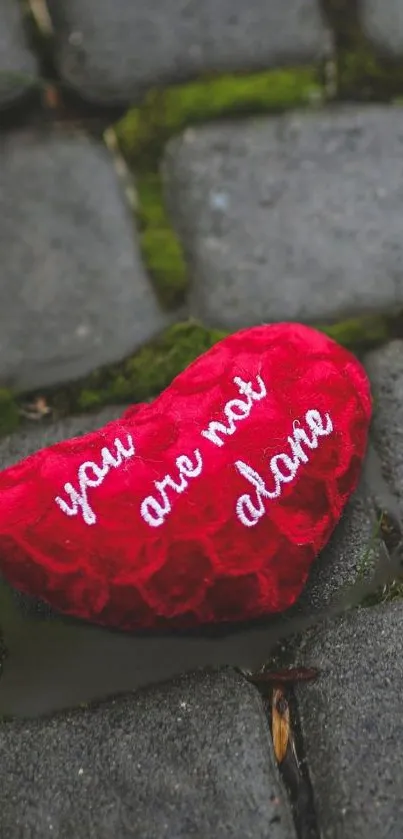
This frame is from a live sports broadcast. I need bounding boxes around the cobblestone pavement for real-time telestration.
[1,1,403,837]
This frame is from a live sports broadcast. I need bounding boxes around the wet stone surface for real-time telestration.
[0,669,296,839]
[0,0,39,108]
[0,128,169,393]
[361,0,403,57]
[45,0,326,105]
[0,406,291,718]
[1,1,403,835]
[293,477,382,615]
[295,602,403,839]
[0,406,125,471]
[0,409,384,718]
[163,105,403,329]
[365,341,403,516]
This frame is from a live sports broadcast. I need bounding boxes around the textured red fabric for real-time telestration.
[0,323,371,630]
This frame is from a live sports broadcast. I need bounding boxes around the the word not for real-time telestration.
[140,449,203,528]
[235,409,333,528]
[55,434,135,526]
[201,374,267,448]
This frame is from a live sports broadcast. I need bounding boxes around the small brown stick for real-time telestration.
[248,666,319,688]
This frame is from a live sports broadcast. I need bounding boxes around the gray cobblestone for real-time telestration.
[0,669,296,839]
[0,0,39,108]
[0,407,302,717]
[46,0,326,105]
[361,0,403,58]
[163,106,403,329]
[0,406,124,471]
[295,602,403,839]
[1,0,403,835]
[0,128,169,393]
[365,340,403,515]
[0,412,383,717]
[294,479,381,615]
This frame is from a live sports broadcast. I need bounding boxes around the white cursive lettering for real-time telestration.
[55,434,135,525]
[235,408,333,527]
[201,374,267,448]
[140,448,203,527]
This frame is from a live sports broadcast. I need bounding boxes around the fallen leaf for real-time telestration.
[272,687,290,764]
[19,397,52,421]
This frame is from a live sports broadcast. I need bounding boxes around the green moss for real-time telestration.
[354,509,403,606]
[112,67,321,306]
[357,514,384,579]
[0,310,400,442]
[377,580,403,603]
[338,43,403,99]
[0,390,19,436]
[315,313,393,349]
[140,227,187,307]
[359,577,403,608]
[320,0,358,39]
[136,173,188,308]
[321,0,403,99]
[36,308,403,424]
[115,67,321,169]
[51,321,227,415]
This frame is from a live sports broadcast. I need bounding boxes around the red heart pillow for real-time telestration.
[0,323,371,630]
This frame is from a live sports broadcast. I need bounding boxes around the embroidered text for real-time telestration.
[55,434,135,525]
[201,375,267,448]
[235,409,333,527]
[140,449,203,527]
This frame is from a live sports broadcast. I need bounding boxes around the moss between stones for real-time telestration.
[355,508,403,605]
[356,513,384,580]
[48,321,227,415]
[2,54,403,435]
[0,390,19,436]
[314,313,393,349]
[0,311,398,440]
[321,0,403,99]
[112,66,322,306]
[377,580,403,603]
[42,315,396,416]
[359,577,403,608]
[338,43,403,100]
[115,67,322,169]
[136,173,188,308]
[0,311,403,440]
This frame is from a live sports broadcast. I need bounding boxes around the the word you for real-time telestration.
[55,435,135,526]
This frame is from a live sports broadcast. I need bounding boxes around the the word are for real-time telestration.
[140,449,203,528]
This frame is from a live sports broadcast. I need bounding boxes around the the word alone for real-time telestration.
[235,409,333,527]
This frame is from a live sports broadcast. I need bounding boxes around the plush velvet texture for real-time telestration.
[0,323,371,631]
